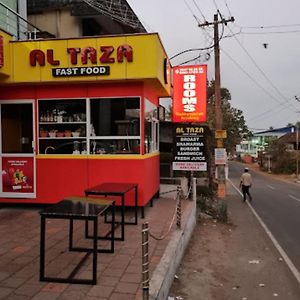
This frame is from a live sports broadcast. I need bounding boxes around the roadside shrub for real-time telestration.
[197,195,228,223]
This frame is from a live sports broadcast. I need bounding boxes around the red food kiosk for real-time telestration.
[0,30,171,207]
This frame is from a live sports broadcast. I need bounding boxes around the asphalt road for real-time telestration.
[229,161,300,274]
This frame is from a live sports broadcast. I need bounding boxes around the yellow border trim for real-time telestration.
[37,152,159,160]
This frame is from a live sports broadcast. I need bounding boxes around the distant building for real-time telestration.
[0,0,28,39]
[236,126,295,161]
[27,0,146,38]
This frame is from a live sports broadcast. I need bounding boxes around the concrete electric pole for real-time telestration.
[199,13,234,198]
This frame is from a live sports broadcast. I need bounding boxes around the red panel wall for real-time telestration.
[0,82,160,205]
[0,82,144,100]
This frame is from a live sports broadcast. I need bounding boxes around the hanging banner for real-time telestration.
[2,157,34,193]
[172,65,207,123]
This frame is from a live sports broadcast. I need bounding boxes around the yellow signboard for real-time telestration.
[215,130,227,139]
[1,33,171,95]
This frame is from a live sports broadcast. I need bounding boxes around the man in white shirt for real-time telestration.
[240,167,252,202]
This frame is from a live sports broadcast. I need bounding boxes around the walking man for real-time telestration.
[240,167,252,202]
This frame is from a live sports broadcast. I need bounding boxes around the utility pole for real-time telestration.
[199,13,234,198]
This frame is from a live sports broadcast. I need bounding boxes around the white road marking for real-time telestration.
[288,194,300,202]
[228,178,300,285]
[267,185,275,190]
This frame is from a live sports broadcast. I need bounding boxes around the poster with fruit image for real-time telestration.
[2,157,34,193]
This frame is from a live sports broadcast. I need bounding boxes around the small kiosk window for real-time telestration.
[89,97,140,154]
[38,99,87,155]
[144,99,159,153]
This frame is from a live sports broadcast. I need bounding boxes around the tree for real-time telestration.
[207,80,250,154]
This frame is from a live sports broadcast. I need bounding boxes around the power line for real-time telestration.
[223,0,233,17]
[240,29,300,35]
[191,0,207,22]
[170,47,213,60]
[248,96,297,123]
[212,0,298,112]
[226,24,298,111]
[220,47,295,112]
[183,0,202,24]
[236,23,300,29]
[182,0,214,49]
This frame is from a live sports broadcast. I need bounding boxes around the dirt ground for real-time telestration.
[168,219,236,300]
[168,179,300,300]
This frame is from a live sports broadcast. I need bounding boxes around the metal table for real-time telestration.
[40,198,115,285]
[85,182,138,241]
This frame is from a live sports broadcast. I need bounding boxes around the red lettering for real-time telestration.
[117,45,133,62]
[67,48,81,65]
[100,46,115,63]
[46,49,59,65]
[29,44,133,67]
[29,50,45,66]
[81,47,97,64]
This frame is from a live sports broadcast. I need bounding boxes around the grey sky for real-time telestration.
[127,0,300,132]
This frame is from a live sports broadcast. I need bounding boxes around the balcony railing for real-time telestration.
[0,1,41,40]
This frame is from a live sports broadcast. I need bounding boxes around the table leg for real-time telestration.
[121,195,125,241]
[69,218,74,251]
[39,215,46,281]
[85,220,89,238]
[134,186,138,225]
[141,206,145,219]
[111,202,115,252]
[92,217,98,284]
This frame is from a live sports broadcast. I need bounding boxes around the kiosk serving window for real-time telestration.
[38,99,87,155]
[145,99,159,153]
[37,97,142,155]
[89,97,140,154]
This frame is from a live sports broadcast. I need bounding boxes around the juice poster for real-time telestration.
[2,157,34,193]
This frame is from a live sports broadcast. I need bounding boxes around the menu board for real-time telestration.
[172,124,207,171]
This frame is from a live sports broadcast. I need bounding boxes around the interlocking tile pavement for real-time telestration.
[0,184,191,299]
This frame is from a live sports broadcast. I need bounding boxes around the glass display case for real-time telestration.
[37,97,144,155]
[38,99,87,154]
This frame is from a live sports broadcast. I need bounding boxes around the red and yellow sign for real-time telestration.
[0,33,171,96]
[172,65,207,123]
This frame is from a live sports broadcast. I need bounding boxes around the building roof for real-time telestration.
[277,131,300,144]
[27,0,146,33]
[254,126,294,137]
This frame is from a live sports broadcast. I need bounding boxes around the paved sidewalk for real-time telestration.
[0,184,193,300]
[1,179,299,300]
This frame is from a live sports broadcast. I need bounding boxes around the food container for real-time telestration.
[40,131,48,137]
[72,132,80,137]
[56,132,64,137]
[64,130,72,137]
[49,131,57,138]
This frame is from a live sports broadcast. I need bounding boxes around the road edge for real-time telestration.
[228,178,300,285]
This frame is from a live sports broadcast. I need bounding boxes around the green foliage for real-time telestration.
[207,80,250,154]
[267,140,296,174]
[197,194,228,223]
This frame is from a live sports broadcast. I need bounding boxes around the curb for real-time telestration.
[149,199,197,300]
